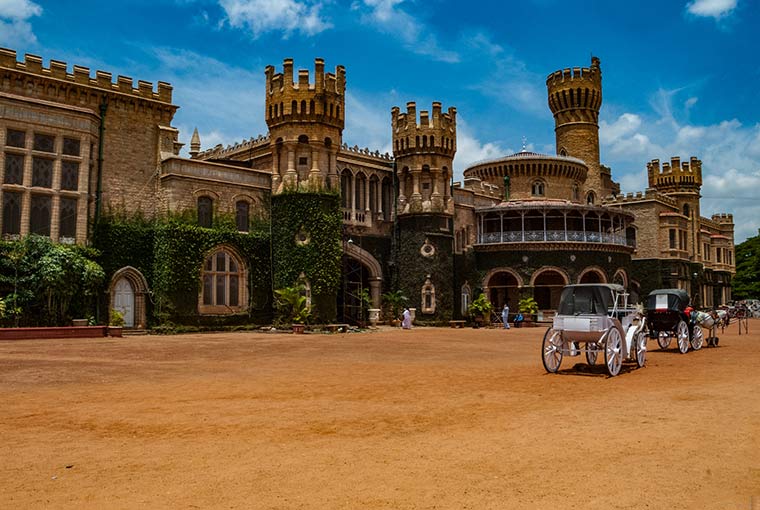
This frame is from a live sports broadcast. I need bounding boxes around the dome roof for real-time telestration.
[465,149,587,172]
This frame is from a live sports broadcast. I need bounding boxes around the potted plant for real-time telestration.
[382,290,408,326]
[108,308,124,337]
[275,284,312,333]
[468,293,493,328]
[518,296,539,327]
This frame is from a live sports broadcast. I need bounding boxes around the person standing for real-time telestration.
[402,307,412,329]
[501,303,510,329]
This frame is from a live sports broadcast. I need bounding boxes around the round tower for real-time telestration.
[547,56,604,202]
[391,101,456,215]
[265,58,345,193]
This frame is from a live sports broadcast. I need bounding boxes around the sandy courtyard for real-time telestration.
[1,321,759,509]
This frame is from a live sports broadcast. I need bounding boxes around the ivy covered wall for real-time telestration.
[271,192,342,323]
[396,214,454,324]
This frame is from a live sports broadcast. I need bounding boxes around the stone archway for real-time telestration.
[483,268,523,311]
[109,266,149,329]
[344,241,383,309]
[531,266,570,310]
[578,266,608,284]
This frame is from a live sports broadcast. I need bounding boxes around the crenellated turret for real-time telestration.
[546,56,605,202]
[392,101,457,215]
[264,58,345,193]
[647,156,703,193]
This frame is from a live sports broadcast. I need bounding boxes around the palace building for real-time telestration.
[0,48,735,327]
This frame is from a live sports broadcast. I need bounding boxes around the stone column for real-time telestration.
[369,277,382,309]
[350,172,356,221]
[410,168,422,212]
[327,149,339,190]
[50,195,60,241]
[283,143,297,189]
[308,148,322,190]
[20,155,32,236]
[430,168,443,211]
[271,145,281,192]
[376,177,383,220]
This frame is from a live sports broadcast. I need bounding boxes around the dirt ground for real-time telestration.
[1,321,759,509]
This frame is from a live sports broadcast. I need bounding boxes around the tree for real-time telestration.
[733,233,760,300]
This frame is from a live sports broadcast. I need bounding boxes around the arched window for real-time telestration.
[291,100,298,114]
[531,180,545,197]
[683,203,690,217]
[625,226,637,247]
[236,201,250,232]
[572,183,580,202]
[421,277,436,314]
[197,196,213,228]
[559,147,568,156]
[200,247,247,314]
[298,134,309,144]
[461,283,471,317]
[586,191,596,205]
[340,169,352,209]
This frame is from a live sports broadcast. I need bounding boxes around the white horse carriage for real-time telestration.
[542,284,647,377]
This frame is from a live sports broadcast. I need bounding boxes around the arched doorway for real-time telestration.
[339,241,382,325]
[532,268,569,310]
[578,267,607,284]
[485,270,521,311]
[113,278,134,327]
[109,266,149,329]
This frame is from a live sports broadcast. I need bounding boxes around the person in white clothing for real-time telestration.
[402,308,412,329]
[501,304,510,329]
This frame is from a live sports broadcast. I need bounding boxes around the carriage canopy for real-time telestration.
[646,289,690,313]
[557,284,625,316]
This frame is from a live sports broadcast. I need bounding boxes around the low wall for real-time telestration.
[0,326,121,341]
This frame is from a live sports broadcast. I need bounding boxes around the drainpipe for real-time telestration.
[95,98,108,225]
[94,97,107,325]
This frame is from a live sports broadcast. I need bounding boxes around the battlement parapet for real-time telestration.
[195,134,271,160]
[339,143,393,161]
[0,47,173,103]
[264,58,345,130]
[647,156,702,190]
[546,56,602,87]
[391,101,457,157]
[711,213,734,224]
[604,187,677,208]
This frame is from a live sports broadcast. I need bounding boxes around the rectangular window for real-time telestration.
[59,197,77,238]
[298,157,308,166]
[33,133,55,153]
[2,191,22,235]
[669,229,676,249]
[32,157,53,187]
[62,137,81,156]
[30,194,52,236]
[716,249,722,263]
[215,275,226,305]
[6,129,26,148]
[4,153,24,184]
[60,161,79,191]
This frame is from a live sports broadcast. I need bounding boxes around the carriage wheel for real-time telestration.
[657,332,671,350]
[586,343,598,366]
[604,328,623,377]
[542,328,563,373]
[634,331,647,368]
[676,320,690,354]
[690,325,704,351]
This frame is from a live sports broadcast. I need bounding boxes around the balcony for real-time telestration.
[478,230,631,247]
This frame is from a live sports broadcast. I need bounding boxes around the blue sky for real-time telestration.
[2,0,759,241]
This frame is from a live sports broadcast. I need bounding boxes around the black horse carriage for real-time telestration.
[645,289,704,353]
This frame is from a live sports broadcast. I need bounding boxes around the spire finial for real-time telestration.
[189,127,201,158]
[521,136,528,152]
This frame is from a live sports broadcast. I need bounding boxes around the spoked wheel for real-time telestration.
[634,331,647,368]
[690,324,704,351]
[604,327,623,377]
[586,342,599,366]
[657,332,671,350]
[676,320,690,354]
[542,328,564,373]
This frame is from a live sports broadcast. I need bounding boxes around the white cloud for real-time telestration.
[0,0,41,45]
[357,0,459,63]
[453,116,511,181]
[686,0,737,19]
[218,0,331,38]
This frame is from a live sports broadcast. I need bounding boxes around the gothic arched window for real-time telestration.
[586,191,596,205]
[200,247,247,314]
[421,277,436,314]
[236,200,250,232]
[461,283,471,317]
[531,180,545,197]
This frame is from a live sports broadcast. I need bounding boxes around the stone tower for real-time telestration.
[265,58,345,193]
[391,101,457,323]
[648,156,703,256]
[547,57,607,202]
[391,101,456,215]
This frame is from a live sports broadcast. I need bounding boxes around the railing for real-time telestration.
[479,230,630,247]
[342,208,373,227]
